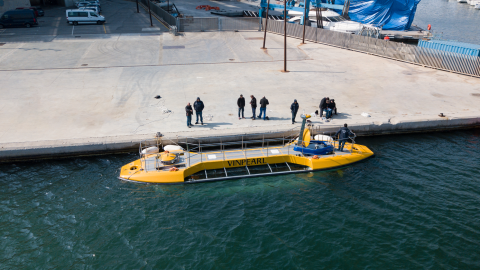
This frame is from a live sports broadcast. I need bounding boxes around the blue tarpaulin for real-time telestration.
[319,0,421,30]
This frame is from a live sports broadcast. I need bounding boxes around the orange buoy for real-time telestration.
[312,155,319,159]
[427,24,431,30]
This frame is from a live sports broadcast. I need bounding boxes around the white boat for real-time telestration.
[457,0,467,3]
[288,10,364,34]
[475,2,480,8]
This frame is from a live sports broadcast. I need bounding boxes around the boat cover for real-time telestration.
[293,140,334,155]
[320,0,421,30]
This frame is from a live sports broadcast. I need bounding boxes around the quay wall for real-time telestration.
[1,117,479,163]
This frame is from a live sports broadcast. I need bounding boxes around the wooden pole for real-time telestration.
[301,0,307,44]
[147,0,153,27]
[283,0,288,72]
[262,0,271,49]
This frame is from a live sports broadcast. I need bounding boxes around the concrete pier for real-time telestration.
[1,1,479,161]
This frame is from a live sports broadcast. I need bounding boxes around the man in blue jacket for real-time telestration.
[194,97,204,125]
[258,96,269,120]
[290,99,299,124]
[334,124,353,151]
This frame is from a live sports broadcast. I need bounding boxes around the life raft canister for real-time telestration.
[427,24,431,31]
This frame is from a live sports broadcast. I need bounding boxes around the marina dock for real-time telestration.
[0,1,479,162]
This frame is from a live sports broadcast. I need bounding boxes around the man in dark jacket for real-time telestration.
[250,95,257,120]
[319,97,329,117]
[334,124,353,151]
[258,96,269,120]
[290,99,299,124]
[185,103,193,128]
[193,97,204,125]
[329,99,337,115]
[237,94,245,120]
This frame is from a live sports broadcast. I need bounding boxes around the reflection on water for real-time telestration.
[0,130,479,269]
[414,0,480,44]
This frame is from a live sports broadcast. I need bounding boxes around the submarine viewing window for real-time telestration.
[184,163,310,181]
[269,163,290,173]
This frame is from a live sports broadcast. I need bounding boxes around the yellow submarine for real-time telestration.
[119,115,374,184]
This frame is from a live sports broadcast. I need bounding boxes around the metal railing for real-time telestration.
[177,17,261,32]
[263,19,480,77]
[139,0,177,27]
[135,125,360,172]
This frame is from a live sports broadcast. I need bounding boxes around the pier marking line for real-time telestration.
[103,24,107,34]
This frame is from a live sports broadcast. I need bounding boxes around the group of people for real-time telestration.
[184,96,338,128]
[237,95,270,120]
[184,95,351,151]
[319,97,337,119]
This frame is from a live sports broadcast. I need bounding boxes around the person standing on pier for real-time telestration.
[185,103,193,128]
[237,94,245,120]
[319,97,329,118]
[334,124,353,152]
[290,99,299,124]
[259,96,269,120]
[194,97,204,125]
[250,95,257,120]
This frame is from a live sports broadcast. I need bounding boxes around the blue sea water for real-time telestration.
[413,0,480,44]
[0,130,479,269]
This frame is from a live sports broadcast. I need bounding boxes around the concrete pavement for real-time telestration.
[0,29,479,160]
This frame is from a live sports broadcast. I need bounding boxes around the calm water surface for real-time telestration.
[413,0,480,44]
[1,130,480,269]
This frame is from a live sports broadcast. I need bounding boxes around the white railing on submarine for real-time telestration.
[137,125,359,172]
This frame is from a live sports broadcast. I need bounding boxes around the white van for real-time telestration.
[66,9,105,25]
[79,6,100,14]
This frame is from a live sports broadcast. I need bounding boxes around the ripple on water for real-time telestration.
[0,131,480,268]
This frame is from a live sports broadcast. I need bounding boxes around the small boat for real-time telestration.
[288,10,364,34]
[475,2,480,8]
[119,115,374,184]
[457,0,467,3]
